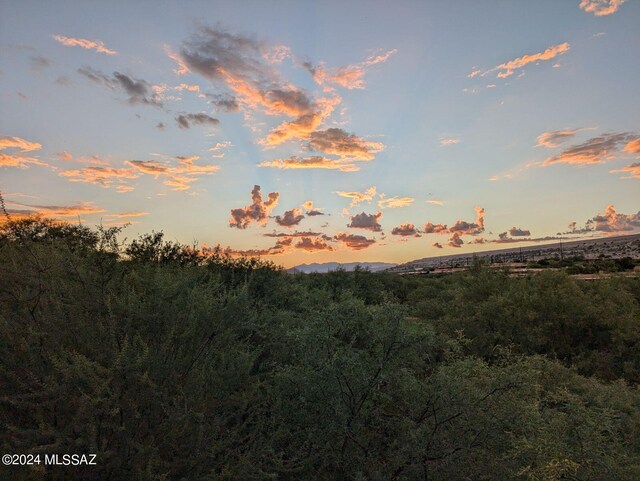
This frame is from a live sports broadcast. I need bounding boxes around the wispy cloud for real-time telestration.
[610,163,640,180]
[53,35,117,55]
[541,132,635,166]
[471,42,570,79]
[176,113,220,129]
[0,136,46,168]
[6,200,105,218]
[258,156,359,172]
[336,186,377,206]
[440,137,461,146]
[30,55,50,72]
[164,44,190,75]
[0,136,41,152]
[492,234,566,244]
[488,173,514,181]
[378,195,414,209]
[105,211,149,219]
[536,128,584,148]
[304,49,396,90]
[60,165,139,191]
[173,25,387,171]
[126,155,219,191]
[78,67,163,107]
[177,26,341,147]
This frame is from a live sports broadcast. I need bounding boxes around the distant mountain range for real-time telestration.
[286,262,397,274]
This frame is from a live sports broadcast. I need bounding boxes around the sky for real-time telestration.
[1,0,639,268]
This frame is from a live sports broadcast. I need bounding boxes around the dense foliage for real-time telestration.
[1,219,639,481]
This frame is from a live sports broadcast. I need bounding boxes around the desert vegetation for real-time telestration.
[1,218,639,481]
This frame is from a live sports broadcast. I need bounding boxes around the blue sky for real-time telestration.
[1,0,639,266]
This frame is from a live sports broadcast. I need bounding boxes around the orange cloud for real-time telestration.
[336,186,377,206]
[259,156,359,172]
[542,132,634,166]
[105,212,149,219]
[610,163,640,180]
[378,195,414,209]
[0,154,46,168]
[536,129,582,148]
[126,156,220,190]
[426,200,445,206]
[261,44,292,64]
[0,136,41,152]
[262,96,341,146]
[306,49,397,90]
[440,138,461,146]
[229,185,279,229]
[0,136,46,168]
[586,204,640,233]
[174,83,201,92]
[624,137,640,155]
[334,232,376,250]
[302,201,325,216]
[55,151,74,161]
[450,207,485,235]
[7,201,105,218]
[565,205,640,234]
[60,166,139,190]
[164,45,190,75]
[53,35,116,55]
[473,42,570,79]
[579,0,625,16]
[423,207,485,236]
[176,27,358,151]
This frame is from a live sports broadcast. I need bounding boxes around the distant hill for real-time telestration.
[387,233,640,274]
[286,262,397,274]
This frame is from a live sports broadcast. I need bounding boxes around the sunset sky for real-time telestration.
[1,0,639,267]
